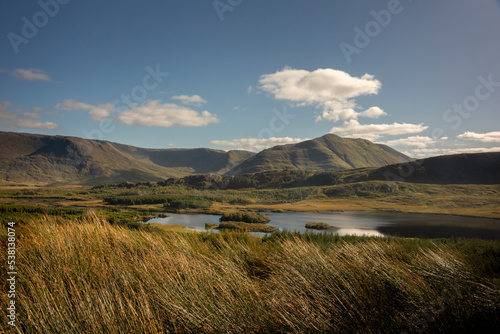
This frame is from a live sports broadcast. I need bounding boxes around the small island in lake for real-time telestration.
[305,222,331,230]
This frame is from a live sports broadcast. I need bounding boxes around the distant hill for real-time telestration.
[0,131,254,185]
[226,134,413,175]
[152,152,500,190]
[364,152,500,185]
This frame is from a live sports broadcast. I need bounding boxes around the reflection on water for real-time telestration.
[144,211,500,239]
[146,214,220,233]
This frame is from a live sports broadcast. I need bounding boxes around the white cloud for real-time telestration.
[258,67,383,121]
[359,106,387,118]
[0,101,58,129]
[315,100,358,121]
[457,131,500,143]
[410,147,500,158]
[22,111,43,119]
[172,95,207,106]
[330,120,428,141]
[117,100,219,128]
[56,99,113,121]
[56,99,93,111]
[56,99,219,127]
[209,137,308,151]
[10,68,52,82]
[382,136,436,149]
[247,85,253,94]
[14,118,59,130]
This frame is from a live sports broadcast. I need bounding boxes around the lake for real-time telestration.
[144,211,500,239]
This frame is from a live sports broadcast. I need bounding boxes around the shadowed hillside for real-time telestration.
[0,131,254,185]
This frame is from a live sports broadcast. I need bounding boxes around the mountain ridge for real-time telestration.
[226,133,413,175]
[0,131,255,185]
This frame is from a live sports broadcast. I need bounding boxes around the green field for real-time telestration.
[1,180,499,220]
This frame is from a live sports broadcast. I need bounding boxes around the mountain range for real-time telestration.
[1,131,411,185]
[158,152,500,190]
[0,131,253,185]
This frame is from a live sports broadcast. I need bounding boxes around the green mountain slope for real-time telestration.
[155,152,500,189]
[0,131,255,185]
[226,134,413,175]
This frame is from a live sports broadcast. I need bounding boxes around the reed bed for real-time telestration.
[1,216,499,333]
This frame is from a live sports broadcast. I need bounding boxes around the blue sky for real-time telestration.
[1,0,499,157]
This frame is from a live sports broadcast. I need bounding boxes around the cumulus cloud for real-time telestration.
[359,106,387,118]
[56,98,219,127]
[172,95,207,106]
[14,118,59,129]
[330,120,428,141]
[117,100,219,128]
[258,67,383,121]
[209,137,307,151]
[56,99,114,121]
[410,147,500,158]
[457,131,500,143]
[382,136,436,149]
[0,101,58,129]
[2,68,53,82]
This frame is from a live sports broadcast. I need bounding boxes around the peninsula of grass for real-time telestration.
[205,222,218,229]
[217,221,278,233]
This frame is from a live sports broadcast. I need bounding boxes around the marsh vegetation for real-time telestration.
[1,216,499,333]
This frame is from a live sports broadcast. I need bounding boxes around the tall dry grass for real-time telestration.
[1,216,499,333]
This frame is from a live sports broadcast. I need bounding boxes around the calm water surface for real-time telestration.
[144,211,500,239]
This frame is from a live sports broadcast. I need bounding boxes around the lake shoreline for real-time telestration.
[144,211,500,240]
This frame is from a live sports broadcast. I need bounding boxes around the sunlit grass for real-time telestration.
[1,216,499,333]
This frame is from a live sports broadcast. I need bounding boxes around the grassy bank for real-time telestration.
[1,216,499,333]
